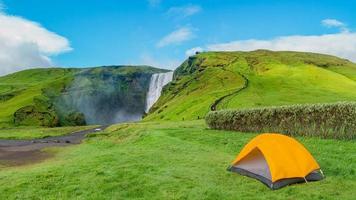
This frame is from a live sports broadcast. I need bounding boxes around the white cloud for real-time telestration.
[157,27,194,47]
[186,19,356,62]
[0,12,71,76]
[185,47,203,56]
[322,18,348,32]
[188,30,356,62]
[205,32,356,62]
[167,5,201,18]
[322,19,345,28]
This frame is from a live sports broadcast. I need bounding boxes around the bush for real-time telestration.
[14,105,59,127]
[63,112,86,126]
[205,102,356,140]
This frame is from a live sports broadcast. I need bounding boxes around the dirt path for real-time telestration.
[210,73,249,111]
[0,125,108,167]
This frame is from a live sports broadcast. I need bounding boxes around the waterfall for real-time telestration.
[145,71,173,113]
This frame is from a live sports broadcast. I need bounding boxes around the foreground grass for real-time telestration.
[0,125,98,140]
[0,120,355,199]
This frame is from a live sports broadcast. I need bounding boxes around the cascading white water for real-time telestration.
[145,71,173,113]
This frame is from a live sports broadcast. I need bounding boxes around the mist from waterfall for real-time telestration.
[145,71,173,113]
[55,66,153,125]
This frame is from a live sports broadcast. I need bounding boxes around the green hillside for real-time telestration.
[0,66,166,128]
[0,68,78,128]
[145,50,356,121]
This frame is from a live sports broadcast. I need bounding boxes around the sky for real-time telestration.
[0,0,356,75]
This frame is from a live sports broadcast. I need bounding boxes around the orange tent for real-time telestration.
[228,133,324,189]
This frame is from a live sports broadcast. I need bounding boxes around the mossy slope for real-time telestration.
[145,50,356,121]
[0,66,166,127]
[0,68,78,127]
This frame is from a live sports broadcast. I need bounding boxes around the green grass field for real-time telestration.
[0,125,98,140]
[0,120,355,199]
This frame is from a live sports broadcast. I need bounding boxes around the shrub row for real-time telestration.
[205,102,356,140]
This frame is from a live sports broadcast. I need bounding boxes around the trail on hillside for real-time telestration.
[0,125,108,166]
[210,62,249,111]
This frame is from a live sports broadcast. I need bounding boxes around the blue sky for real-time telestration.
[0,0,356,74]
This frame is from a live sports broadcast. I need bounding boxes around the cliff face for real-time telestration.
[54,66,167,125]
[1,66,167,127]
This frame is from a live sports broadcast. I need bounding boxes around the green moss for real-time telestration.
[13,105,59,127]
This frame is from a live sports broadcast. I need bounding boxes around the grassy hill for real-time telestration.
[0,68,78,127]
[4,51,356,126]
[145,50,356,121]
[0,66,166,128]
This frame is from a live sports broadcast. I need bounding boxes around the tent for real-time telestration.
[228,133,324,189]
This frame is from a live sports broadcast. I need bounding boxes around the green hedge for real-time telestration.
[205,102,356,140]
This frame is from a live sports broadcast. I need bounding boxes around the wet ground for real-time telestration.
[0,125,108,167]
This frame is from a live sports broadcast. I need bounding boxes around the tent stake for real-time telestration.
[320,169,325,177]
